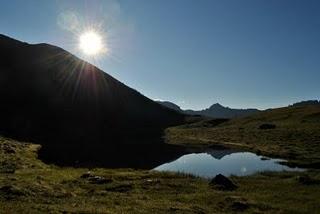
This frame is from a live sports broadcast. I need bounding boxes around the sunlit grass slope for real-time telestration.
[167,105,320,167]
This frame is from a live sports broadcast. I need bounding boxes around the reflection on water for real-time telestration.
[154,151,304,178]
[38,143,188,169]
[38,141,304,177]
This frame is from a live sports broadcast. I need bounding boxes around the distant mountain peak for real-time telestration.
[209,103,224,109]
[158,101,260,119]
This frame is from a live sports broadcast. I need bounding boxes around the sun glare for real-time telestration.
[79,31,104,55]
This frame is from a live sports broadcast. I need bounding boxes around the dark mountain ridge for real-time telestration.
[187,103,260,118]
[0,34,185,149]
[157,101,260,118]
[290,100,320,107]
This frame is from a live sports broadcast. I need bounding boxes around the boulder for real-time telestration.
[209,174,238,191]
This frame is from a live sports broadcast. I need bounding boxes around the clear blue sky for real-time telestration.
[1,0,319,110]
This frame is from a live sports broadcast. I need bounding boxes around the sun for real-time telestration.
[79,31,104,55]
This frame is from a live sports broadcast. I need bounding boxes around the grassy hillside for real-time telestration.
[1,136,320,213]
[167,105,320,167]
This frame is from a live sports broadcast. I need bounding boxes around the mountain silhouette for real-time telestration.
[158,101,260,118]
[206,149,239,160]
[0,34,185,149]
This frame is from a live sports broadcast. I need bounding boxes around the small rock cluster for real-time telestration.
[80,171,112,184]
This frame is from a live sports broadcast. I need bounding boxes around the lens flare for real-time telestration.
[79,31,104,55]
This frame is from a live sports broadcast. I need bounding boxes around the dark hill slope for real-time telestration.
[0,34,185,147]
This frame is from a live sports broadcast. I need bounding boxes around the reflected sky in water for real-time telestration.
[154,152,303,178]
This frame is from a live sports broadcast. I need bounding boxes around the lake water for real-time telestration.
[38,143,305,177]
[154,150,304,178]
